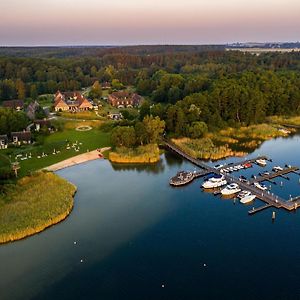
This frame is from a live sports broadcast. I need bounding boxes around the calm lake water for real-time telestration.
[1,133,300,300]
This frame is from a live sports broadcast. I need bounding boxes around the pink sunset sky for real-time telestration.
[1,0,299,45]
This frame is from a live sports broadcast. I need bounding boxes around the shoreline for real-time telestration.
[0,186,77,245]
[0,173,77,245]
[44,147,111,172]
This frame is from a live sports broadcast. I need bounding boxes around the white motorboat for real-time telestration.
[273,166,283,172]
[214,164,224,169]
[256,159,267,167]
[254,182,268,191]
[237,190,251,199]
[240,194,256,204]
[202,175,227,189]
[221,183,241,196]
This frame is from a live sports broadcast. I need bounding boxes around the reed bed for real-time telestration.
[0,172,76,244]
[172,138,246,161]
[109,144,160,163]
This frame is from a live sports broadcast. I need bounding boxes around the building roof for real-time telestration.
[2,100,24,109]
[108,91,141,106]
[11,131,31,141]
[34,119,51,126]
[0,134,8,141]
[54,90,93,109]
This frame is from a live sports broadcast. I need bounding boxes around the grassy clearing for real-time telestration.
[109,144,160,163]
[0,172,76,244]
[60,111,101,120]
[2,121,111,177]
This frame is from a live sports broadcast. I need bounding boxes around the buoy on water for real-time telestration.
[272,211,276,220]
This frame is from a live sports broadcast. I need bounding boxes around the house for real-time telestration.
[26,101,40,120]
[53,91,93,112]
[102,82,111,89]
[108,91,141,108]
[34,119,52,132]
[0,135,8,149]
[2,100,24,111]
[11,131,32,145]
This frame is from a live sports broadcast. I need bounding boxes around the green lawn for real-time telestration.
[37,94,54,107]
[2,128,111,177]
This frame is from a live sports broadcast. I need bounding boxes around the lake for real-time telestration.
[0,133,300,300]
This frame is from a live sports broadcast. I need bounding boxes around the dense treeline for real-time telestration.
[0,46,300,137]
[0,47,299,102]
[0,108,29,135]
[140,70,300,134]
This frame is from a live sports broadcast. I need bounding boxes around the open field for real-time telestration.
[0,172,76,244]
[60,110,102,120]
[2,123,111,177]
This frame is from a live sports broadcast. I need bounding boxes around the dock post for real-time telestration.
[272,211,276,220]
[294,203,297,210]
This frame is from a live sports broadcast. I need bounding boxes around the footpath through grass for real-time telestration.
[0,172,76,244]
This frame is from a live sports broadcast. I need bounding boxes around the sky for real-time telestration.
[0,0,300,46]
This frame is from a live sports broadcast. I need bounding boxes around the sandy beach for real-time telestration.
[44,147,111,171]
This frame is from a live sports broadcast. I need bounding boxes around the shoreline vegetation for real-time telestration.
[109,144,160,164]
[172,123,295,161]
[0,172,76,244]
[268,116,300,127]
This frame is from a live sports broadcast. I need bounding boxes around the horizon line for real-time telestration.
[0,41,299,48]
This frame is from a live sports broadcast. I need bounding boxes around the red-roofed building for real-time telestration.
[108,91,141,108]
[53,91,93,112]
[2,100,24,111]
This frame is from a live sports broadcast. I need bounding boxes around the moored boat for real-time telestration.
[254,182,268,191]
[273,166,283,172]
[256,159,267,167]
[202,175,227,189]
[240,194,256,204]
[170,171,194,186]
[221,183,241,196]
[237,190,251,199]
[243,163,252,169]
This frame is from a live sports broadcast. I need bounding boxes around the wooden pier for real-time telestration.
[165,139,300,215]
[248,204,273,215]
[248,167,299,184]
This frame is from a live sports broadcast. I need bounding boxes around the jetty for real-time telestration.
[165,139,300,215]
[249,167,299,184]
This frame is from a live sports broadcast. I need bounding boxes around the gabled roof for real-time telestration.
[11,131,31,141]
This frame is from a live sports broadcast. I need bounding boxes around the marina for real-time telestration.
[165,139,300,215]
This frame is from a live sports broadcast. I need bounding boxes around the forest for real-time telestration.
[0,46,300,136]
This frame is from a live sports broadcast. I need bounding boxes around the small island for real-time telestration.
[109,144,160,164]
